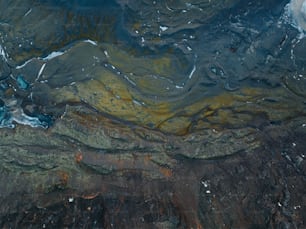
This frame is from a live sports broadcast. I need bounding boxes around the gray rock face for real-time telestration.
[0,60,10,80]
[0,115,305,228]
[0,0,305,228]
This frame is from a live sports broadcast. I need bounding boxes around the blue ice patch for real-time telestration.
[16,75,29,90]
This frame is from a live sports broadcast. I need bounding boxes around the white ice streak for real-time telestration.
[201,180,209,188]
[36,63,46,81]
[159,25,168,32]
[104,50,110,58]
[0,45,8,62]
[188,64,196,79]
[83,39,98,46]
[42,51,65,61]
[132,99,142,106]
[24,8,32,17]
[123,75,136,86]
[16,59,33,69]
[16,51,65,70]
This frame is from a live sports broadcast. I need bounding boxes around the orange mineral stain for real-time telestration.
[75,152,83,163]
[159,167,173,178]
[57,171,69,187]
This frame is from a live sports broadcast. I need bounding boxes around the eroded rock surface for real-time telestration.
[0,0,305,228]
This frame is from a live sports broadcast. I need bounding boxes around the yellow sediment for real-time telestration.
[48,43,305,135]
[51,78,305,134]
